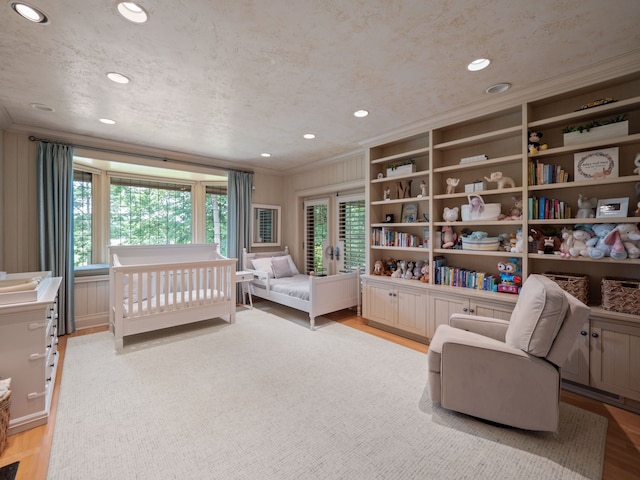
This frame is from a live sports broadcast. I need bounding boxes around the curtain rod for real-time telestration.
[28,135,254,175]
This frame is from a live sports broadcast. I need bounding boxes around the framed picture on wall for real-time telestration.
[401,203,418,223]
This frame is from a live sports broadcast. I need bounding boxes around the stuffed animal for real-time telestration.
[499,196,523,220]
[528,131,548,154]
[484,171,515,189]
[530,228,562,254]
[634,153,640,175]
[586,223,615,259]
[404,261,415,279]
[603,224,640,260]
[419,263,429,283]
[372,259,384,275]
[442,206,459,222]
[576,194,598,218]
[567,225,593,257]
[441,226,457,248]
[445,177,460,195]
[508,228,529,254]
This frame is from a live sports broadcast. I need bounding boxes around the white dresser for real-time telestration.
[0,272,62,434]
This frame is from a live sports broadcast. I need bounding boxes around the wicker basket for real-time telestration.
[601,277,640,315]
[0,389,10,455]
[543,272,589,304]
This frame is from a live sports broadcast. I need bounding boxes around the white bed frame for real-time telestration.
[242,247,360,330]
[109,244,236,350]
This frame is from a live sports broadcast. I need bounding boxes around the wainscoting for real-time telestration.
[74,275,109,330]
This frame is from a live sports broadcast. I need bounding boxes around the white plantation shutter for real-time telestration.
[337,194,365,273]
[304,199,329,274]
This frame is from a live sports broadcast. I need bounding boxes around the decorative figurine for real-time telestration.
[445,177,460,194]
[419,180,428,197]
[442,206,459,222]
[495,258,522,294]
[383,186,391,201]
[484,171,515,189]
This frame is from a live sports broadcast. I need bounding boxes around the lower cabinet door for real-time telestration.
[397,289,427,336]
[364,282,396,327]
[590,318,640,402]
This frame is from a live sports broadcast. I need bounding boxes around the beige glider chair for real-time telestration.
[427,274,590,431]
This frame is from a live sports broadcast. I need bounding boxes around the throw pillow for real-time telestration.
[272,254,300,275]
[271,257,293,278]
[251,257,275,277]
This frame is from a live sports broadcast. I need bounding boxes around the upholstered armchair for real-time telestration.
[427,274,590,431]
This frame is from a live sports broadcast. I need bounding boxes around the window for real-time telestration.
[304,200,329,274]
[337,195,365,273]
[71,155,228,269]
[205,185,228,256]
[109,177,192,245]
[73,170,93,266]
[304,194,365,275]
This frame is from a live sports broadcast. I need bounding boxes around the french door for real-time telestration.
[304,193,365,275]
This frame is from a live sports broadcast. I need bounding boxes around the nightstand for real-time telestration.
[236,270,254,307]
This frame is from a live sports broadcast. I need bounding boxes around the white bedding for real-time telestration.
[252,274,310,300]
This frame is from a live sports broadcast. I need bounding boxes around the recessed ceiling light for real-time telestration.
[116,2,148,23]
[485,83,511,94]
[467,58,491,71]
[11,2,48,23]
[354,110,369,118]
[99,118,116,125]
[106,72,130,84]
[303,133,316,139]
[30,103,54,112]
[261,153,271,158]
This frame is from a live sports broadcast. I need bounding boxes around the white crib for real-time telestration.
[109,244,236,350]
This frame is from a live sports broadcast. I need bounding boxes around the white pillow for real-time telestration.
[271,257,293,278]
[272,255,300,275]
[250,257,275,277]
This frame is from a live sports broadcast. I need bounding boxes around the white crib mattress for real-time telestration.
[122,289,225,317]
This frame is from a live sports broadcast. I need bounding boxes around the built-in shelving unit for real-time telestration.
[362,72,640,410]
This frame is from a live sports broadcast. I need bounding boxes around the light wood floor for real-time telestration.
[1,310,639,480]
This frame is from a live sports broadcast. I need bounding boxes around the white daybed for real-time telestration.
[109,244,236,350]
[242,247,360,330]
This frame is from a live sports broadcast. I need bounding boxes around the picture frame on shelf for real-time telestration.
[401,203,418,223]
[383,213,394,223]
[596,197,629,218]
[574,147,619,182]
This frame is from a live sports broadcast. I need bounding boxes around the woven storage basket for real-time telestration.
[543,272,589,304]
[0,389,10,455]
[601,277,640,315]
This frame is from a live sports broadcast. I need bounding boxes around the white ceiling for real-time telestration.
[1,1,639,173]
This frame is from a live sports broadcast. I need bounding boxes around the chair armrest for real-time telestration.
[448,313,509,342]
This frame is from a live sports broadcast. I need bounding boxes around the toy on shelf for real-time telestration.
[499,196,523,220]
[441,226,457,248]
[383,186,391,201]
[604,224,640,260]
[419,263,429,283]
[530,228,562,255]
[443,206,459,222]
[484,171,515,189]
[575,194,597,218]
[566,225,593,257]
[495,257,522,294]
[528,131,548,154]
[586,223,615,259]
[445,177,460,194]
[372,259,385,275]
[510,227,531,253]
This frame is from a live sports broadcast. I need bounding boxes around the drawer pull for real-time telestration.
[580,330,588,336]
[592,332,599,338]
[27,391,46,400]
[29,352,47,360]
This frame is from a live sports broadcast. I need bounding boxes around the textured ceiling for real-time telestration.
[1,0,639,173]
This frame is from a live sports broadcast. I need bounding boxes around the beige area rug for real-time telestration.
[47,306,607,479]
